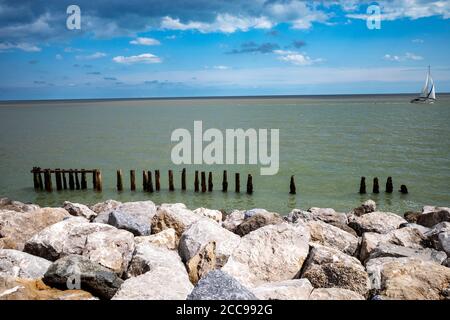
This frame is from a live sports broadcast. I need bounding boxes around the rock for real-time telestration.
[0,207,69,250]
[350,200,377,217]
[252,279,313,300]
[368,242,447,265]
[43,255,123,300]
[306,220,359,256]
[193,208,222,223]
[134,228,177,250]
[222,223,310,287]
[417,207,450,228]
[444,258,450,268]
[127,242,185,278]
[366,257,450,299]
[424,222,450,255]
[243,208,270,219]
[399,223,430,235]
[0,198,40,213]
[286,208,354,235]
[233,211,283,236]
[107,201,157,236]
[404,211,421,223]
[90,199,121,214]
[24,218,135,275]
[63,201,97,220]
[186,241,216,285]
[301,243,370,296]
[359,227,426,262]
[348,211,407,236]
[187,270,257,300]
[92,212,110,224]
[151,205,203,241]
[179,219,240,267]
[222,210,245,232]
[0,275,95,300]
[0,249,51,279]
[309,288,365,300]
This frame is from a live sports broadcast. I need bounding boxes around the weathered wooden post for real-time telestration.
[359,176,366,194]
[69,170,75,190]
[290,175,296,195]
[194,170,199,192]
[44,169,52,192]
[208,172,213,192]
[55,169,62,191]
[81,170,87,190]
[201,172,206,192]
[246,174,253,194]
[147,170,154,192]
[143,170,148,191]
[181,168,186,191]
[95,170,102,191]
[37,168,43,191]
[235,173,240,193]
[399,184,408,194]
[75,171,80,190]
[222,170,228,192]
[92,170,97,190]
[117,169,123,191]
[386,177,393,193]
[155,170,160,191]
[62,171,67,190]
[373,177,379,193]
[32,167,40,190]
[130,170,136,191]
[168,170,174,191]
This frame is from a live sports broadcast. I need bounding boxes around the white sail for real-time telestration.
[420,72,429,97]
[429,77,436,100]
[411,66,436,103]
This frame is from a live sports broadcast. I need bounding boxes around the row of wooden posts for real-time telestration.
[32,167,299,194]
[359,176,408,194]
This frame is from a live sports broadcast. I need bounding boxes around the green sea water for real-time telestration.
[0,94,449,215]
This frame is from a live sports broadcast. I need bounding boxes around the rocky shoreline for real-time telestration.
[0,197,449,300]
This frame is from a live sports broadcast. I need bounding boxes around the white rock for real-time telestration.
[193,208,222,223]
[135,228,177,250]
[151,205,203,240]
[222,210,245,231]
[309,288,365,300]
[90,199,122,214]
[348,211,407,235]
[0,249,51,279]
[63,201,97,220]
[252,279,313,300]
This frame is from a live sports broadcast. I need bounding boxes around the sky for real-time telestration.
[0,0,449,100]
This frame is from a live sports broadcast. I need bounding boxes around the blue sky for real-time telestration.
[0,0,449,100]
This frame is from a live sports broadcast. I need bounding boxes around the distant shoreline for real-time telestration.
[1,92,450,104]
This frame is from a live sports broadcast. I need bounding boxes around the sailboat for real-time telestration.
[411,66,436,104]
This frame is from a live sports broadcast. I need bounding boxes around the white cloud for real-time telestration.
[161,14,273,33]
[212,65,230,70]
[384,52,423,62]
[274,50,323,66]
[76,52,107,60]
[267,1,330,30]
[130,37,160,46]
[112,53,162,64]
[0,42,41,52]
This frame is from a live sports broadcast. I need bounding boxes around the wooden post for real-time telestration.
[373,177,379,193]
[386,177,393,193]
[168,170,174,191]
[155,170,160,191]
[130,170,136,191]
[181,168,186,191]
[208,172,213,192]
[147,171,154,192]
[222,170,228,192]
[399,184,408,194]
[143,170,148,191]
[359,176,366,194]
[44,169,52,192]
[235,173,240,193]
[33,167,40,190]
[81,170,87,190]
[194,170,199,192]
[92,170,97,190]
[75,171,80,190]
[62,172,67,190]
[246,174,253,194]
[201,171,206,192]
[117,169,123,191]
[69,170,75,190]
[290,175,296,195]
[37,168,43,191]
[95,170,102,191]
[55,169,62,191]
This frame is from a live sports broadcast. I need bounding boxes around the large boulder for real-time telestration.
[359,227,426,262]
[252,279,313,300]
[348,211,406,235]
[187,270,257,300]
[0,207,69,250]
[222,223,310,287]
[309,288,365,300]
[186,241,216,285]
[306,220,359,256]
[417,207,450,228]
[286,208,354,235]
[367,242,447,265]
[193,208,222,223]
[222,210,245,232]
[233,211,284,236]
[43,255,123,300]
[179,219,240,267]
[90,199,122,214]
[107,201,157,236]
[404,211,421,223]
[63,201,97,221]
[349,200,377,217]
[301,243,370,297]
[0,198,40,213]
[134,228,177,250]
[424,222,450,255]
[0,275,95,300]
[366,257,450,299]
[0,249,51,279]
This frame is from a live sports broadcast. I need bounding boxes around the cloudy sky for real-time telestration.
[0,0,449,99]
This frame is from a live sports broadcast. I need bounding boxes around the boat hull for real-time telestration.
[410,97,435,104]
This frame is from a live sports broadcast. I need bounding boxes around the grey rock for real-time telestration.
[222,210,245,232]
[233,211,283,236]
[368,242,447,265]
[417,207,450,228]
[90,200,122,214]
[252,279,313,300]
[0,249,51,279]
[63,201,97,221]
[424,222,450,255]
[107,201,157,236]
[0,198,40,213]
[309,288,365,300]
[187,270,257,300]
[348,211,406,235]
